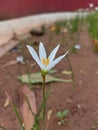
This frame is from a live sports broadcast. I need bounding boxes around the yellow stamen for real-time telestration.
[42,58,50,66]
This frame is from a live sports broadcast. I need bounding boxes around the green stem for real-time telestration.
[42,74,46,121]
[37,88,51,117]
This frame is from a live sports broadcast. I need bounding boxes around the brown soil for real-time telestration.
[0,24,98,130]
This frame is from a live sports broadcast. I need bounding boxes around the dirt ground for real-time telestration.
[0,24,98,130]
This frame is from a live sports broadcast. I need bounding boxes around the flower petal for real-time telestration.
[46,50,69,71]
[26,45,42,68]
[48,44,60,62]
[39,42,47,61]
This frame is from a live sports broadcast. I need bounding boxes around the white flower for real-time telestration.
[26,42,69,72]
[95,7,98,10]
[89,3,94,8]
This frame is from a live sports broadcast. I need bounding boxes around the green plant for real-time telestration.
[86,11,98,52]
[86,11,98,40]
[55,20,67,27]
[69,16,80,34]
[54,20,67,34]
[56,109,69,125]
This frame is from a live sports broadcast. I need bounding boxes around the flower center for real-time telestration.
[42,58,50,66]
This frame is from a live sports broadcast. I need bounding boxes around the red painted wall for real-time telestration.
[0,0,98,19]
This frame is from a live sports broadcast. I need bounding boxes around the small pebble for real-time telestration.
[16,56,24,64]
[74,44,81,50]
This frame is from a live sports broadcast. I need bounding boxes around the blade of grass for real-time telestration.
[25,96,36,117]
[0,125,9,130]
[67,55,76,90]
[12,103,25,130]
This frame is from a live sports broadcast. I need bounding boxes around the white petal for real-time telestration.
[46,50,69,70]
[48,44,60,62]
[39,42,47,60]
[41,65,47,71]
[26,45,42,68]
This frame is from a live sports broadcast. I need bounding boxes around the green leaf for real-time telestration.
[62,70,72,75]
[62,110,69,117]
[18,72,72,84]
[56,112,63,118]
[56,109,69,118]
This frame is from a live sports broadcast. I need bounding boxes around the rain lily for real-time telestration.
[26,42,69,73]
